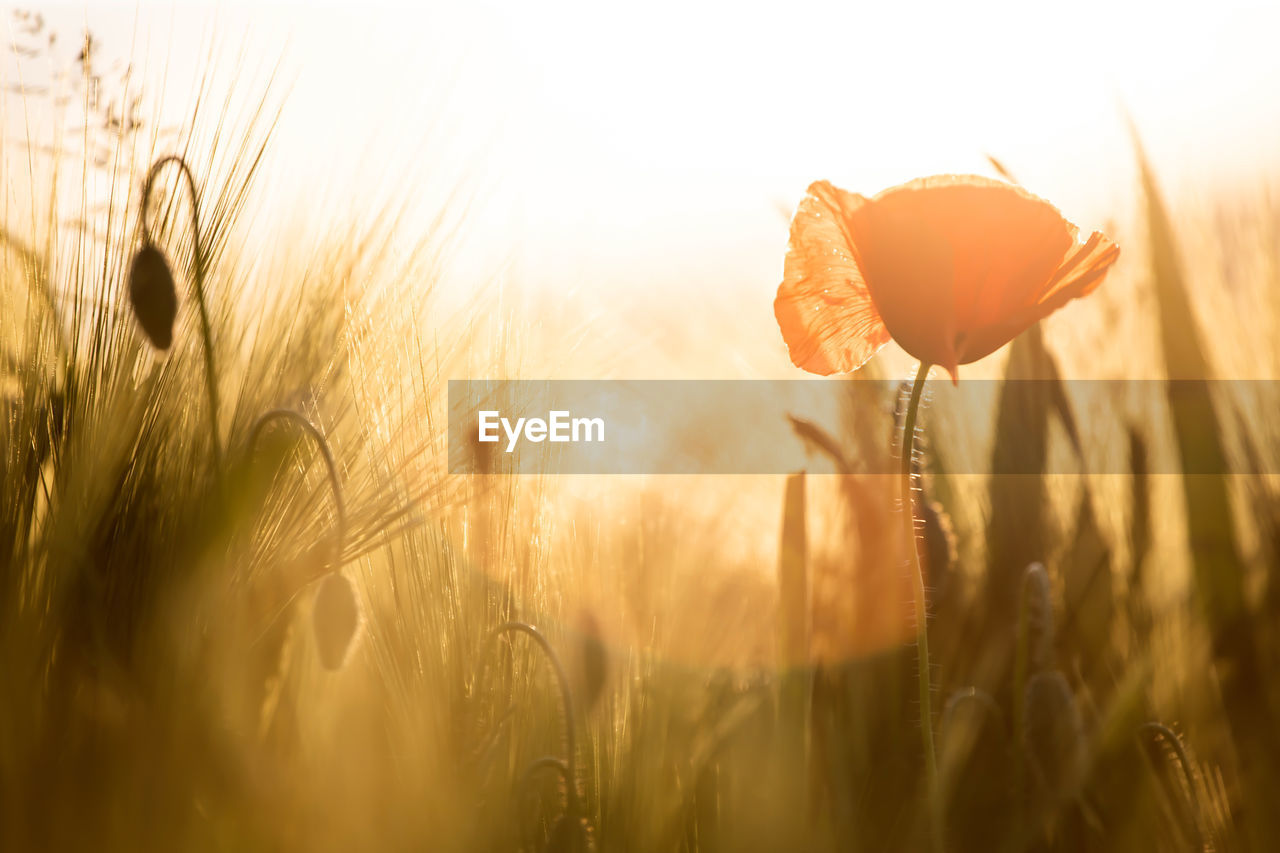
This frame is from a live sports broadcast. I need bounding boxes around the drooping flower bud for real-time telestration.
[128,243,178,350]
[574,610,608,714]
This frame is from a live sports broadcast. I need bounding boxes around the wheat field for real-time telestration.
[3,8,1280,853]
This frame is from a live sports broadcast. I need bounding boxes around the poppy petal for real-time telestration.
[946,229,1120,366]
[850,176,1080,373]
[1033,229,1121,312]
[775,174,1119,380]
[774,181,890,375]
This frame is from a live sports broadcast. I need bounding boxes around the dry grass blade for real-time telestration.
[1128,121,1279,844]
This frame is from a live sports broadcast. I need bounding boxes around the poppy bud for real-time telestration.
[574,611,608,714]
[128,243,178,350]
[313,571,361,670]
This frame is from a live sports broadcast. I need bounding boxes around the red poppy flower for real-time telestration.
[774,175,1119,381]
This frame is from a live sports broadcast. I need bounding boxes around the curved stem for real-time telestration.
[142,155,222,469]
[901,362,941,849]
[248,408,347,573]
[485,621,579,810]
[519,755,571,792]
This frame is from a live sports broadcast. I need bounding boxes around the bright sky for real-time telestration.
[7,1,1280,367]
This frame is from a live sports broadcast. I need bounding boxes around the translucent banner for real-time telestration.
[447,379,1279,475]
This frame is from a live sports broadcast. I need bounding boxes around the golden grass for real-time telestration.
[3,30,1280,853]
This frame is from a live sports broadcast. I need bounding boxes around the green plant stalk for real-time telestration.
[901,362,940,850]
[143,155,223,469]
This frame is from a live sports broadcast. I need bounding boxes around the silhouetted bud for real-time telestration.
[575,611,608,713]
[128,243,177,349]
[313,571,361,670]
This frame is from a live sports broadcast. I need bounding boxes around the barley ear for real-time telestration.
[1138,721,1206,848]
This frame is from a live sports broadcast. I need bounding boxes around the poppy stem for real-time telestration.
[901,361,941,848]
[482,621,580,813]
[142,155,222,470]
[248,409,347,574]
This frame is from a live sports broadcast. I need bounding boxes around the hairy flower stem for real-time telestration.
[142,155,222,469]
[248,409,347,572]
[486,621,580,808]
[902,362,941,850]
